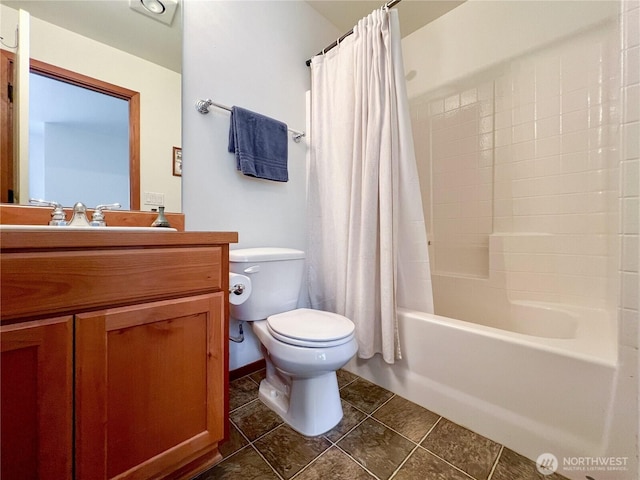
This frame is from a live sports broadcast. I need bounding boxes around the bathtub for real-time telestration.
[345,302,618,480]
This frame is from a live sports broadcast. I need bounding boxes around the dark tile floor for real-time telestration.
[194,369,568,480]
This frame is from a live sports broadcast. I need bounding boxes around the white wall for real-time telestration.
[402,0,619,99]
[1,4,182,212]
[181,1,340,369]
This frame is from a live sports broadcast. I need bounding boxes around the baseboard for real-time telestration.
[229,359,265,381]
[167,444,222,480]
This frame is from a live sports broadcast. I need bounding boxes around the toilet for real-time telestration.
[229,247,358,436]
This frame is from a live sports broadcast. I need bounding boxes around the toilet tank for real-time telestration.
[229,247,305,321]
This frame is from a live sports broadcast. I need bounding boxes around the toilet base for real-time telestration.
[258,370,343,437]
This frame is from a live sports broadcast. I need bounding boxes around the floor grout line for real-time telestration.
[249,443,286,480]
[364,412,440,449]
[228,417,248,443]
[333,442,384,480]
[249,422,286,446]
[418,443,480,480]
[327,415,367,445]
[422,415,442,439]
[383,417,442,480]
[417,402,493,478]
[288,445,333,480]
[388,441,422,480]
[486,444,504,480]
[228,396,261,415]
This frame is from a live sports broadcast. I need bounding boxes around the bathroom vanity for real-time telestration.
[0,226,238,479]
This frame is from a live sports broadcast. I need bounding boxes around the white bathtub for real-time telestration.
[345,302,618,480]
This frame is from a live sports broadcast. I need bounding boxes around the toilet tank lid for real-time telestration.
[229,247,305,263]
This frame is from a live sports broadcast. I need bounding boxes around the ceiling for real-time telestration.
[1,0,183,72]
[1,0,463,73]
[306,0,463,40]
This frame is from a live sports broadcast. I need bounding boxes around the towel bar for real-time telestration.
[195,99,306,143]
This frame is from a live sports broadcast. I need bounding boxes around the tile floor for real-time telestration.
[194,369,568,480]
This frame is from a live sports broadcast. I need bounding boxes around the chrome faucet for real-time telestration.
[91,203,121,227]
[68,202,91,226]
[28,200,123,227]
[29,198,67,226]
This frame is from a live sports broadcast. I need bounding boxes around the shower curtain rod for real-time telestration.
[305,0,402,67]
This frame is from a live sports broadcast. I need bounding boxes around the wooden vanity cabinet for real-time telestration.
[75,294,225,480]
[1,316,73,480]
[0,231,237,480]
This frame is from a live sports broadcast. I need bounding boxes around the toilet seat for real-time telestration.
[266,308,355,348]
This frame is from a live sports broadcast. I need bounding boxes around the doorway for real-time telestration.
[0,52,140,208]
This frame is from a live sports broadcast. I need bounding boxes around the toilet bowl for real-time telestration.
[253,309,358,436]
[229,248,358,436]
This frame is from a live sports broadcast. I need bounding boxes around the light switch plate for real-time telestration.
[144,192,165,206]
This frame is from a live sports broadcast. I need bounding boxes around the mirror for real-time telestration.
[0,0,182,211]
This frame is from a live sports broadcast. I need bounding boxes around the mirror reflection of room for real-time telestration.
[0,0,182,212]
[29,72,130,209]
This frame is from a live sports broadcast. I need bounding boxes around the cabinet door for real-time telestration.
[1,316,73,480]
[75,293,226,480]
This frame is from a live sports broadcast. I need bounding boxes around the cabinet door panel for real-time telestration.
[75,293,225,480]
[0,317,73,480]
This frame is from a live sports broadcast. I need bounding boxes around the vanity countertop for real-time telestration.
[0,230,238,250]
[0,203,188,231]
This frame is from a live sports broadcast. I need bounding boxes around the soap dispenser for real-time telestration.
[151,206,171,228]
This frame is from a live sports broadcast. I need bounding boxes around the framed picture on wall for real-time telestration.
[173,147,182,177]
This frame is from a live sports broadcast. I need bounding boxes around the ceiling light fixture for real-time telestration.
[141,0,165,15]
[129,0,178,26]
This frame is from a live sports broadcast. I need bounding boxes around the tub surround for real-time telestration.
[345,309,621,480]
[395,1,632,477]
[0,227,238,479]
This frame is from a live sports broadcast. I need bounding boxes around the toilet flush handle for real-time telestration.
[243,265,260,274]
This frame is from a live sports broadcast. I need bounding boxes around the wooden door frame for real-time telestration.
[0,51,140,209]
[1,50,14,203]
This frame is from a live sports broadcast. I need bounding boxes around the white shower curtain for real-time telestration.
[307,8,433,364]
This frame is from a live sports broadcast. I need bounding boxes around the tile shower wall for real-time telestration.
[620,0,640,350]
[608,3,640,475]
[410,16,620,314]
[414,84,494,278]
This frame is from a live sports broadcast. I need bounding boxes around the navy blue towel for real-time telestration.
[228,106,289,182]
